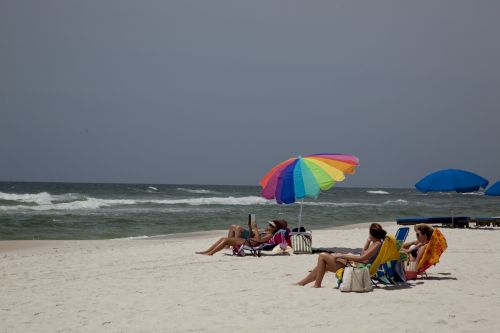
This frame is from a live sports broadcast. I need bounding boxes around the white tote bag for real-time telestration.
[339,266,373,292]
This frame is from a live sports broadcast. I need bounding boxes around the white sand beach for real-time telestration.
[1,223,499,333]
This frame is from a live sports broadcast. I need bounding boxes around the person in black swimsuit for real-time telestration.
[402,224,434,262]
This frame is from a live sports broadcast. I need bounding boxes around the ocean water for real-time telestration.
[1,182,499,240]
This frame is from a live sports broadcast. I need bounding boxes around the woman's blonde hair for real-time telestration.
[415,224,434,239]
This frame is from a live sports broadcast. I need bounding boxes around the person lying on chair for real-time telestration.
[295,223,386,288]
[196,220,286,256]
[227,219,288,240]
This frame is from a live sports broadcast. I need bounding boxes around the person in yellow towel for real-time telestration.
[295,223,386,288]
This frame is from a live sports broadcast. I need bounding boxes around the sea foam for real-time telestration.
[306,199,409,207]
[0,191,54,205]
[0,195,270,211]
[367,190,389,195]
[176,188,217,194]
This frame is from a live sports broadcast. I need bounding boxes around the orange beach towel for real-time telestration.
[418,228,447,273]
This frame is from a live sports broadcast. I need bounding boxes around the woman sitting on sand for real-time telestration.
[402,224,433,263]
[196,220,286,256]
[295,223,387,288]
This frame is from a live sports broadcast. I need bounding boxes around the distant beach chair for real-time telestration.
[472,217,500,227]
[397,216,470,228]
[233,229,290,257]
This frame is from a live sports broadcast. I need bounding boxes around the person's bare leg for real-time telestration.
[196,237,225,254]
[296,266,319,286]
[227,225,239,238]
[225,225,240,248]
[314,252,343,288]
[206,237,245,256]
[234,225,245,238]
[249,221,259,238]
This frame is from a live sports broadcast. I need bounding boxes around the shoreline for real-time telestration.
[0,221,397,253]
[2,220,496,253]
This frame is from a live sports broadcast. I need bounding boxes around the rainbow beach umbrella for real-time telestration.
[259,153,359,226]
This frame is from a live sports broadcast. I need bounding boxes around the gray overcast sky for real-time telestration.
[1,1,499,188]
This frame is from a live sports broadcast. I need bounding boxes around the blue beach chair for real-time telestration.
[395,226,410,249]
[374,226,409,285]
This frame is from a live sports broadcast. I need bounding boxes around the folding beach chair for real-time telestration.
[336,235,401,289]
[394,227,410,249]
[374,227,410,284]
[233,229,290,257]
[417,228,447,277]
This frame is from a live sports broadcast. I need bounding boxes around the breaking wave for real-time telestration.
[0,194,270,211]
[367,190,389,195]
[176,187,218,194]
[0,191,83,205]
[306,199,408,207]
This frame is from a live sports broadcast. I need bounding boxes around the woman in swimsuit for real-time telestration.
[403,224,433,264]
[295,223,387,288]
[196,220,284,256]
[227,219,288,240]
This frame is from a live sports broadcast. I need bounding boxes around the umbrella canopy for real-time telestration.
[259,153,359,204]
[415,169,489,193]
[485,181,500,196]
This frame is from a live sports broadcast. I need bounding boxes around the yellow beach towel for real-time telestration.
[369,235,401,276]
[418,228,447,273]
[335,235,401,281]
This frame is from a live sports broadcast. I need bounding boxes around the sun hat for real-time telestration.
[268,221,277,228]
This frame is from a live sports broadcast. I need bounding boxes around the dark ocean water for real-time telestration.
[0,182,499,240]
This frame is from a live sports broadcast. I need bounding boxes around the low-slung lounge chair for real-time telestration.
[233,229,290,257]
[472,217,500,227]
[397,216,470,228]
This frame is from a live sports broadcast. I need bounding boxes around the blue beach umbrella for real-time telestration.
[415,169,489,193]
[485,181,500,196]
[415,169,489,226]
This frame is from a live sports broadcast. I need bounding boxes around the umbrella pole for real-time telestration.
[298,199,303,229]
[451,194,456,227]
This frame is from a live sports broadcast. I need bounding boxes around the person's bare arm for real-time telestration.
[249,221,259,239]
[246,232,273,246]
[402,239,417,250]
[336,241,381,263]
[415,243,428,266]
